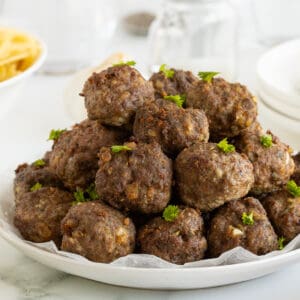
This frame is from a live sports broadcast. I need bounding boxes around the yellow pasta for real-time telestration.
[0,28,41,82]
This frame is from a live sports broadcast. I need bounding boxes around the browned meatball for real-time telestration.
[49,119,125,190]
[292,153,300,185]
[14,162,63,205]
[175,142,254,211]
[81,65,154,126]
[186,78,257,139]
[138,207,207,264]
[262,189,300,242]
[61,202,135,263]
[149,69,198,99]
[133,98,209,155]
[95,142,172,214]
[207,197,278,257]
[14,187,73,246]
[235,127,295,195]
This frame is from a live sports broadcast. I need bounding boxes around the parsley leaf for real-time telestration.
[111,145,132,153]
[260,134,273,148]
[72,184,99,205]
[287,180,300,197]
[72,188,87,205]
[164,94,186,108]
[113,60,136,67]
[30,182,42,192]
[217,138,235,154]
[48,129,66,141]
[86,183,99,201]
[242,212,254,225]
[33,159,46,167]
[278,237,285,250]
[198,71,219,83]
[159,64,175,79]
[163,205,180,222]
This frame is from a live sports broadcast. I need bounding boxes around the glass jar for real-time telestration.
[148,0,237,80]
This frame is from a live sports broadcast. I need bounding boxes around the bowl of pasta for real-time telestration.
[0,27,46,116]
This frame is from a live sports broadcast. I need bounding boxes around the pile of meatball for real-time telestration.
[13,63,300,265]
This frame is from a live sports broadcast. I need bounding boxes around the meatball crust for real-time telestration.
[149,69,198,99]
[292,153,300,185]
[14,162,63,206]
[61,202,135,263]
[82,65,154,126]
[186,78,257,138]
[175,142,254,211]
[133,98,209,155]
[236,128,295,195]
[49,119,125,190]
[208,197,278,257]
[14,187,73,245]
[96,142,173,214]
[262,190,300,242]
[138,207,207,264]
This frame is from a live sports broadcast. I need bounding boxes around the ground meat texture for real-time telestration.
[235,129,295,195]
[175,142,254,211]
[292,153,300,185]
[207,197,278,257]
[96,142,172,214]
[138,207,207,264]
[133,99,209,156]
[186,78,257,139]
[262,190,300,242]
[149,69,198,99]
[81,65,154,126]
[14,162,63,206]
[14,187,73,246]
[49,119,125,190]
[61,202,135,263]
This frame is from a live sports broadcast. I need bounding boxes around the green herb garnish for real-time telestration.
[287,180,300,197]
[242,212,254,225]
[159,64,175,79]
[163,205,180,222]
[164,94,186,108]
[217,138,235,154]
[111,145,132,153]
[278,237,285,250]
[86,183,99,201]
[30,182,42,192]
[260,134,273,148]
[48,129,66,141]
[198,71,219,83]
[72,184,99,205]
[113,60,136,67]
[33,159,46,167]
[72,188,87,205]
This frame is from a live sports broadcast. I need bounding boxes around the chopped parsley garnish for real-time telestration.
[33,159,46,167]
[48,129,66,141]
[163,205,180,222]
[278,237,285,250]
[73,188,86,205]
[159,64,175,79]
[287,180,300,197]
[72,184,99,205]
[30,182,42,192]
[111,145,132,153]
[242,212,254,225]
[164,94,186,108]
[113,60,136,67]
[86,183,99,201]
[198,71,219,83]
[217,138,235,154]
[260,134,273,148]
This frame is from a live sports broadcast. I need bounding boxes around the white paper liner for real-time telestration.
[1,176,300,269]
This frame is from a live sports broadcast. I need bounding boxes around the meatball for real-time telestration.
[138,207,207,264]
[208,197,278,257]
[175,142,254,211]
[149,69,198,99]
[133,98,209,155]
[61,202,135,263]
[186,77,257,138]
[14,162,63,205]
[236,127,295,195]
[49,119,125,190]
[95,142,172,214]
[262,189,300,242]
[81,65,154,126]
[292,153,300,185]
[14,187,73,245]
